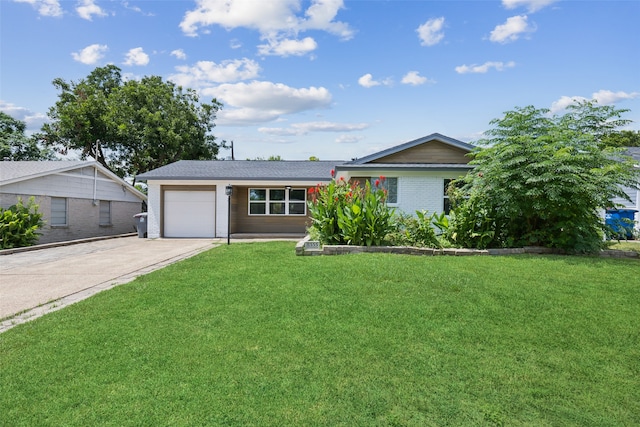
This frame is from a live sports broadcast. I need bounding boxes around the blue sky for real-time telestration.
[1,0,639,161]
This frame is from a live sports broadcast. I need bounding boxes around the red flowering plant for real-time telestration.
[307,175,395,246]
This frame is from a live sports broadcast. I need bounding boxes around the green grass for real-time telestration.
[1,242,639,426]
[609,239,640,254]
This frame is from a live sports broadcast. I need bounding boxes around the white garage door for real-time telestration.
[164,190,216,238]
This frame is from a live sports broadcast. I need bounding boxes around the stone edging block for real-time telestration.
[295,236,638,259]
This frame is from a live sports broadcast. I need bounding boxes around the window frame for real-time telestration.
[248,188,307,216]
[50,197,68,226]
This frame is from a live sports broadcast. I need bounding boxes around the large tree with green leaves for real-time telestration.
[39,65,222,181]
[448,101,639,253]
[0,112,55,161]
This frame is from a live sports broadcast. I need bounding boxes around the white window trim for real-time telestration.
[248,188,307,216]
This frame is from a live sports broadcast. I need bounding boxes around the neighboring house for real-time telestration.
[610,147,640,230]
[136,133,474,238]
[335,133,474,216]
[0,161,147,244]
[136,160,340,238]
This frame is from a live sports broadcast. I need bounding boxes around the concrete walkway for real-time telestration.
[0,237,220,333]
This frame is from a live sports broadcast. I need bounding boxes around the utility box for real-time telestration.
[605,209,637,239]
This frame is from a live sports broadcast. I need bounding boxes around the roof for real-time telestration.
[625,147,640,162]
[0,160,93,183]
[335,163,473,172]
[0,160,147,200]
[346,133,475,165]
[136,160,344,182]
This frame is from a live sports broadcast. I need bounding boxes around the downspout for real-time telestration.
[93,164,98,206]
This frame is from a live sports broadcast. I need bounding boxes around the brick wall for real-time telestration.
[396,176,444,215]
[1,193,143,244]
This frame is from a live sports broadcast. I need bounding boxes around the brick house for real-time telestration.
[136,133,474,238]
[0,161,147,244]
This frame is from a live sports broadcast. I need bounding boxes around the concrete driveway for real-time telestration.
[0,237,219,332]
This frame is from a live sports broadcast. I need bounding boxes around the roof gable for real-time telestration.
[348,133,474,165]
[0,161,146,200]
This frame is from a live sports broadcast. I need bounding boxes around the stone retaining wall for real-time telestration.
[295,236,639,259]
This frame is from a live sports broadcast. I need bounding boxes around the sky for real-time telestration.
[1,0,639,161]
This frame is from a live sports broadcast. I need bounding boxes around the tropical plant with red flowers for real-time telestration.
[307,176,395,246]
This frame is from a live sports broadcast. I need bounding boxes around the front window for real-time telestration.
[443,179,464,214]
[371,177,398,204]
[249,188,307,215]
[444,179,453,214]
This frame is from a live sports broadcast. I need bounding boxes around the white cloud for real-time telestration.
[502,0,558,13]
[123,47,150,66]
[76,0,107,21]
[592,89,640,105]
[179,0,352,56]
[122,1,153,16]
[550,90,640,113]
[171,49,187,60]
[169,58,261,88]
[401,71,433,86]
[259,121,369,136]
[358,74,379,88]
[0,101,48,132]
[455,61,515,74]
[14,0,63,17]
[71,44,107,64]
[336,134,365,144]
[258,37,318,57]
[490,15,534,43]
[358,73,392,88]
[205,81,332,125]
[417,17,445,46]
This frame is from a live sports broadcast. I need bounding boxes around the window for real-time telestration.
[443,179,465,214]
[443,179,453,214]
[371,177,398,204]
[99,200,111,225]
[248,188,307,216]
[51,197,67,226]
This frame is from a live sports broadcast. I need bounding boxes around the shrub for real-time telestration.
[0,197,44,249]
[450,102,640,253]
[307,175,395,246]
[387,211,442,248]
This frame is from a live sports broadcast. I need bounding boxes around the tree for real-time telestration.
[38,65,222,181]
[0,112,55,160]
[449,101,639,253]
[601,130,640,148]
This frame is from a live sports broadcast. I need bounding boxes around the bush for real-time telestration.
[307,175,395,246]
[0,197,44,249]
[449,102,640,253]
[387,211,442,248]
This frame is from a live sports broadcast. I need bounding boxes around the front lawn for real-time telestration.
[1,242,638,426]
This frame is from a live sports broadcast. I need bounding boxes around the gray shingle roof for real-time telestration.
[625,147,640,162]
[0,161,93,184]
[136,160,344,182]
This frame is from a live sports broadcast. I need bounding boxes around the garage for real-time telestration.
[163,190,216,238]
